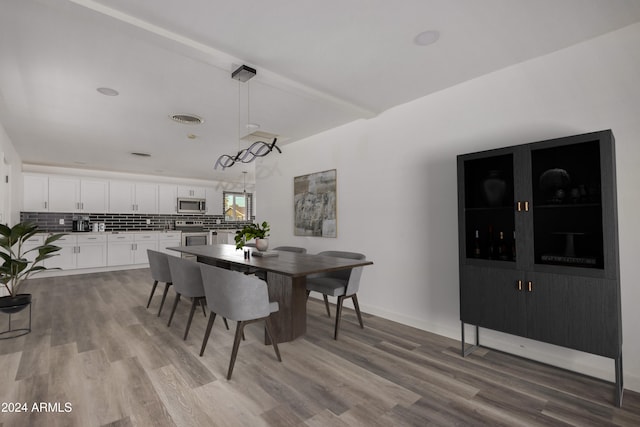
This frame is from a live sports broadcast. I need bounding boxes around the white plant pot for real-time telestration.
[255,238,269,251]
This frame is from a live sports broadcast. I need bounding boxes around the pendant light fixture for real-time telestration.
[214,65,282,170]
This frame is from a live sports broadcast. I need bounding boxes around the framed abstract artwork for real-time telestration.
[294,169,337,237]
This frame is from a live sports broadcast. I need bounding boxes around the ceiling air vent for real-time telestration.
[131,152,151,157]
[169,113,204,125]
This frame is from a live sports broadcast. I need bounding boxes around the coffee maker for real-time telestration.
[72,215,90,232]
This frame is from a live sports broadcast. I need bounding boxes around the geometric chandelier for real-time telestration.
[214,64,282,170]
[214,137,281,170]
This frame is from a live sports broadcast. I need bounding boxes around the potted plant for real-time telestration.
[235,221,270,251]
[0,222,64,314]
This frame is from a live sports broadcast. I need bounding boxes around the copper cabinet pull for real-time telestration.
[524,201,530,212]
[517,280,523,291]
[527,281,533,292]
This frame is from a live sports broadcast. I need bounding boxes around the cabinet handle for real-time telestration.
[517,201,522,212]
[44,201,48,209]
[517,280,523,291]
[527,281,533,292]
[524,201,529,212]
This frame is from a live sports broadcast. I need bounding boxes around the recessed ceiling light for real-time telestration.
[131,152,151,157]
[413,30,440,46]
[97,87,119,96]
[169,113,204,125]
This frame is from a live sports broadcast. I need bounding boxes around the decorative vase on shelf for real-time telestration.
[482,170,506,207]
[255,238,269,252]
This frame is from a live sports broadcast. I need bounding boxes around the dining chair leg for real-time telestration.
[184,298,199,340]
[323,295,331,317]
[227,321,246,380]
[223,317,229,330]
[158,282,172,317]
[264,317,282,362]
[199,313,217,356]
[167,293,181,327]
[334,295,345,340]
[352,294,364,329]
[146,280,158,308]
[200,298,207,317]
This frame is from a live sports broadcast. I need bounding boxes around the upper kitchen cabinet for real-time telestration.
[23,174,108,212]
[158,184,178,214]
[49,176,108,212]
[109,181,158,214]
[177,185,206,199]
[23,173,49,212]
[205,186,222,215]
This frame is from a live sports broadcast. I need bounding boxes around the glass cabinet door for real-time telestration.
[462,152,516,263]
[530,139,604,269]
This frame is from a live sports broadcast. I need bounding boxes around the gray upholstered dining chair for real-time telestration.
[166,256,211,340]
[254,246,307,281]
[272,246,307,253]
[146,249,173,317]
[199,263,282,380]
[306,251,366,340]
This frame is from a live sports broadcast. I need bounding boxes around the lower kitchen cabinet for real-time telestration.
[45,234,107,270]
[107,233,158,266]
[76,235,108,268]
[158,232,181,256]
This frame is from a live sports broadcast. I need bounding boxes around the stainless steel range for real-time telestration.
[175,220,209,259]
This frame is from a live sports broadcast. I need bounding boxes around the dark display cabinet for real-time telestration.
[457,129,622,406]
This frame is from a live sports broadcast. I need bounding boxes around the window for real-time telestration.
[224,191,252,221]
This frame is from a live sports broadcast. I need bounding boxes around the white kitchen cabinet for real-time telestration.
[109,181,158,213]
[158,232,181,256]
[25,174,109,213]
[20,234,45,264]
[44,234,107,270]
[23,174,49,212]
[107,232,157,266]
[47,176,80,212]
[133,233,158,264]
[44,235,77,270]
[79,179,109,212]
[107,233,135,266]
[177,185,206,198]
[158,184,178,214]
[76,234,108,268]
[205,186,222,215]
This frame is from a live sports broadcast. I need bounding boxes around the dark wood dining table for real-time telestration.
[168,244,373,344]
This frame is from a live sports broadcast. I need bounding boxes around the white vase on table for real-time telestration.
[255,238,269,251]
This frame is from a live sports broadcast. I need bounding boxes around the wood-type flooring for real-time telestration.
[0,268,639,426]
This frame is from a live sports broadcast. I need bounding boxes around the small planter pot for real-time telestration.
[0,294,32,314]
[255,238,269,252]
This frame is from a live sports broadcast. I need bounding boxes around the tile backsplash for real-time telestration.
[20,212,253,232]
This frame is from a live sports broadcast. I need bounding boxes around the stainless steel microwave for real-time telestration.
[177,197,206,214]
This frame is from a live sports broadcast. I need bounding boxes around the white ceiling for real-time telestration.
[2,0,640,183]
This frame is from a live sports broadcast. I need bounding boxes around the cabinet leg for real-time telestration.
[461,322,479,357]
[615,354,624,407]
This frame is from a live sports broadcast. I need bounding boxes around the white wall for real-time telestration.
[0,122,22,225]
[256,23,640,392]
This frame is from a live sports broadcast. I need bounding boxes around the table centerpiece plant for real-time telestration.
[235,221,270,251]
[0,222,64,314]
